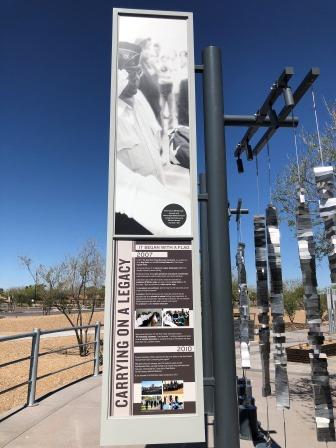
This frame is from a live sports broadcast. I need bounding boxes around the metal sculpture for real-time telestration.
[266,205,290,409]
[254,216,271,396]
[236,242,251,369]
[314,166,336,282]
[297,187,335,441]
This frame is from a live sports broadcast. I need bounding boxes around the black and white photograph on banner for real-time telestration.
[163,380,184,395]
[162,308,189,327]
[141,395,163,411]
[141,380,163,395]
[114,15,192,236]
[135,309,162,328]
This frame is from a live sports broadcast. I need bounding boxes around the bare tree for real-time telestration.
[38,241,105,356]
[18,256,40,306]
[39,263,65,315]
[272,102,336,259]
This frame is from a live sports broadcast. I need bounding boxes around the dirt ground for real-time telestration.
[244,307,309,324]
[0,334,101,414]
[0,311,104,334]
[0,307,319,416]
[0,312,104,415]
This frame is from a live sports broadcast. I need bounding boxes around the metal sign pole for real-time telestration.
[202,46,240,448]
[199,173,214,417]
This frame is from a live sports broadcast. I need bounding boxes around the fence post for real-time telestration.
[28,328,40,406]
[94,321,101,376]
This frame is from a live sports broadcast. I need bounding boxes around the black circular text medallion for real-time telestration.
[161,204,187,228]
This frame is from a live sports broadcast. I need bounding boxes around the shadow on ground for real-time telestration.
[289,374,336,402]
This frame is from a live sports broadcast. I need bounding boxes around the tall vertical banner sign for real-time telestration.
[101,9,205,446]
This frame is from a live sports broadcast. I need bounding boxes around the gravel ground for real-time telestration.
[0,308,326,416]
[0,335,101,414]
[0,311,104,334]
[0,312,104,415]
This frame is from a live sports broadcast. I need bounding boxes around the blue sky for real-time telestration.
[1,0,335,288]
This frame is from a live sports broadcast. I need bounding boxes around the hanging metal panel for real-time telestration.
[254,216,271,396]
[266,205,290,409]
[236,242,251,369]
[296,188,335,442]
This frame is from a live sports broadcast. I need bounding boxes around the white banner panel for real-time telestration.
[101,9,204,447]
[114,13,193,237]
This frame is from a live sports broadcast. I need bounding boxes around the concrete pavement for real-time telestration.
[1,327,336,448]
[0,377,102,448]
[1,369,336,448]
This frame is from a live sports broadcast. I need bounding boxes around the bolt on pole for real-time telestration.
[202,46,240,448]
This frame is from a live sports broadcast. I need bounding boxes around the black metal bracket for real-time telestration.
[228,199,249,221]
[198,194,249,219]
[234,67,294,158]
[198,193,208,201]
[203,376,216,387]
[235,198,242,223]
[234,67,320,161]
[230,208,248,216]
[195,65,204,73]
[252,68,320,156]
[224,114,298,128]
[198,193,249,221]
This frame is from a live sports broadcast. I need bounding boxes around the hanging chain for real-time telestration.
[282,409,287,448]
[311,88,324,166]
[266,396,271,447]
[291,110,302,185]
[267,140,272,204]
[236,208,243,244]
[256,154,261,214]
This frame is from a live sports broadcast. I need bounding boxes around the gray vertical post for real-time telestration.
[94,321,101,376]
[332,290,336,334]
[202,46,240,448]
[333,290,336,334]
[28,328,40,406]
[199,173,214,416]
[327,289,333,334]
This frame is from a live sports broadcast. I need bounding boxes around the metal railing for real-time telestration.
[0,322,103,407]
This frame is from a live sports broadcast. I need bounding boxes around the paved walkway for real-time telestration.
[1,327,336,448]
[238,368,336,448]
[0,377,102,448]
[1,370,335,448]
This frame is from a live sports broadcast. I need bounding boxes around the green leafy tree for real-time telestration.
[6,285,43,307]
[248,288,257,306]
[318,292,328,322]
[283,280,304,323]
[284,294,299,324]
